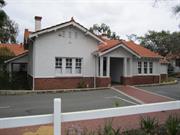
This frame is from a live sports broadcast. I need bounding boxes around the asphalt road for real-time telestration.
[138,78,180,100]
[0,89,139,118]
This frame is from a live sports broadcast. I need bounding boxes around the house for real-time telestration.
[166,53,180,73]
[5,16,168,90]
[0,44,28,72]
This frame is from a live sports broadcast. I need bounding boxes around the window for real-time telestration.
[149,62,153,74]
[144,62,148,74]
[55,58,62,74]
[175,59,180,67]
[66,58,72,73]
[75,58,82,74]
[138,61,142,74]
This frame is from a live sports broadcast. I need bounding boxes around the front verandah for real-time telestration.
[98,56,133,84]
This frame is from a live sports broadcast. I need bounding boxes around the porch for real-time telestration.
[98,56,133,84]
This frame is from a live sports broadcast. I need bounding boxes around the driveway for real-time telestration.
[137,78,180,100]
[0,89,139,118]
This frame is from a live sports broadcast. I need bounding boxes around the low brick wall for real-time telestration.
[160,74,168,82]
[96,77,111,87]
[122,75,160,85]
[34,77,111,90]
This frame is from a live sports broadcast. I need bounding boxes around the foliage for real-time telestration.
[89,23,120,40]
[0,0,6,28]
[128,31,180,56]
[98,120,121,135]
[165,115,180,135]
[0,0,18,43]
[65,115,180,135]
[140,116,158,135]
[0,47,15,70]
[122,129,145,135]
[173,5,180,15]
[0,16,18,43]
[0,71,30,90]
[77,79,87,88]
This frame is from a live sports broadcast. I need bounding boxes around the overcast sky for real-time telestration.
[3,0,180,42]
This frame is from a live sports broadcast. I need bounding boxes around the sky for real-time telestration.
[3,0,180,42]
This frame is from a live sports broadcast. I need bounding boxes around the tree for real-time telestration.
[0,0,18,43]
[0,17,18,43]
[0,47,15,70]
[90,23,120,40]
[127,34,139,42]
[0,0,7,28]
[173,5,180,15]
[135,30,180,56]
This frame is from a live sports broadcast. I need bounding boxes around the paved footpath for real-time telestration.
[114,85,173,103]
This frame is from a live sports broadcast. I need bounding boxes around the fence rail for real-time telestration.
[0,99,180,135]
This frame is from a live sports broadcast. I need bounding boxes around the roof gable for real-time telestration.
[29,18,104,43]
[98,39,162,58]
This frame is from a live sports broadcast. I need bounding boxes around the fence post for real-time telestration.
[54,98,61,135]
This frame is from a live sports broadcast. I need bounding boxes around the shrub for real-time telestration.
[0,71,30,90]
[97,120,121,135]
[140,116,158,135]
[122,129,145,135]
[165,115,180,135]
[77,79,86,88]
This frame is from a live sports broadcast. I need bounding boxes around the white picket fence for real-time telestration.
[0,99,180,135]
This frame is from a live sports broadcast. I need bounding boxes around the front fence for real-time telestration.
[0,99,180,135]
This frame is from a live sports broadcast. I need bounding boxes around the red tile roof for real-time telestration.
[0,44,28,56]
[98,39,162,58]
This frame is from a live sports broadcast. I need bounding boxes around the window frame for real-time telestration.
[66,58,72,74]
[144,62,148,74]
[149,62,153,74]
[55,57,62,74]
[138,61,142,74]
[75,58,82,74]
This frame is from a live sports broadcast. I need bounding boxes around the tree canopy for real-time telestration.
[0,0,18,43]
[127,31,180,56]
[89,23,120,40]
[0,47,15,70]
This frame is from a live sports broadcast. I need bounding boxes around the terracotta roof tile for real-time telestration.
[98,39,162,58]
[0,44,28,56]
[122,41,162,58]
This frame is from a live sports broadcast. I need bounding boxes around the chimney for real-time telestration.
[34,16,42,31]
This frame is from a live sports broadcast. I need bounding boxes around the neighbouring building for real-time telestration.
[166,53,180,73]
[4,16,168,90]
[0,44,28,72]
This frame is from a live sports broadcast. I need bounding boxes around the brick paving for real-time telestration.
[114,85,172,103]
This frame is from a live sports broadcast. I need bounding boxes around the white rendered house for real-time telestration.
[5,16,168,90]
